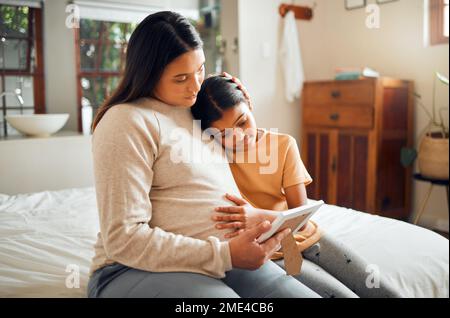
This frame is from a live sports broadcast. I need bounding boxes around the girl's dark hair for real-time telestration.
[92,11,203,131]
[191,75,247,130]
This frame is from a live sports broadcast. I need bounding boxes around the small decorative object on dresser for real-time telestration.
[345,0,366,10]
[376,0,399,4]
[301,78,414,220]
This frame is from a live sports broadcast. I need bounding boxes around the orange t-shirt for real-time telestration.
[229,129,312,211]
[229,129,320,260]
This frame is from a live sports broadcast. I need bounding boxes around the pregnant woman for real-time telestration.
[86,11,319,298]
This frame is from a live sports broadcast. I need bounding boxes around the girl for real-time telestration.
[191,75,321,249]
[191,75,400,298]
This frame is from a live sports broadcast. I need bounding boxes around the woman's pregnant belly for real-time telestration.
[148,141,242,242]
[149,194,234,242]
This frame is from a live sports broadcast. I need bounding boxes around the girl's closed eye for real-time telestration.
[237,119,247,128]
[235,114,249,128]
[174,76,187,83]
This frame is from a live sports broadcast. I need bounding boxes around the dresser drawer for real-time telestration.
[304,106,374,129]
[303,80,375,107]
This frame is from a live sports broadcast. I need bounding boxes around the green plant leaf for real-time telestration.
[401,147,418,168]
[436,72,449,86]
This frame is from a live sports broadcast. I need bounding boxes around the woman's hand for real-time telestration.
[213,193,277,239]
[228,221,291,270]
[222,72,253,110]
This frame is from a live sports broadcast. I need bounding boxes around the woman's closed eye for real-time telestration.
[174,65,204,83]
[174,76,188,83]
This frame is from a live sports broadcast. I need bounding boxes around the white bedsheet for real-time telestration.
[0,188,98,297]
[0,187,448,298]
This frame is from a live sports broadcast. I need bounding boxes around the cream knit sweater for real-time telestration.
[90,97,240,278]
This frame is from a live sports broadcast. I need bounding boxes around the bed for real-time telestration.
[0,186,448,298]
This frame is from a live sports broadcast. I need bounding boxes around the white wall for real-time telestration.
[0,134,94,194]
[44,0,78,131]
[221,0,240,76]
[238,0,300,142]
[238,0,449,231]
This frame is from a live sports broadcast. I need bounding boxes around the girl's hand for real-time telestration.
[222,72,253,110]
[213,193,277,239]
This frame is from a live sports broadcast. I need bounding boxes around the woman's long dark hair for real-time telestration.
[191,75,247,130]
[92,11,203,131]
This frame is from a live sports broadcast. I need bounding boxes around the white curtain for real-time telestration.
[0,0,42,8]
[72,0,199,24]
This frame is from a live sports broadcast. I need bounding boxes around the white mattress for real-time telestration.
[0,187,448,298]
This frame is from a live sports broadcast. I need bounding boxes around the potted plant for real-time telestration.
[402,72,449,180]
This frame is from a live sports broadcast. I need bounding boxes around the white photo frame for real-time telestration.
[256,200,324,243]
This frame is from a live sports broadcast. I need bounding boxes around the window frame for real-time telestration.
[430,0,449,45]
[74,20,131,133]
[0,6,46,137]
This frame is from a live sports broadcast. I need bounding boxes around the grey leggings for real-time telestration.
[275,233,401,298]
[87,260,321,298]
[88,233,401,298]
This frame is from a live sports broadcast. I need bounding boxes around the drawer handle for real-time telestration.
[331,90,341,98]
[329,113,340,121]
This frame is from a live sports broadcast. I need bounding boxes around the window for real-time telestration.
[430,0,449,45]
[74,1,223,133]
[75,20,137,132]
[0,4,45,137]
[195,0,223,76]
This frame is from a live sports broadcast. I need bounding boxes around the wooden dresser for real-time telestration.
[301,78,414,220]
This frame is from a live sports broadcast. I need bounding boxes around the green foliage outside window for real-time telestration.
[78,19,137,109]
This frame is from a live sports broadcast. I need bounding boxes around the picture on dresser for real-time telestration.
[345,0,366,10]
[376,0,399,4]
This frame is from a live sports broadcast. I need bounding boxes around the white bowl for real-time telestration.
[5,114,70,138]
